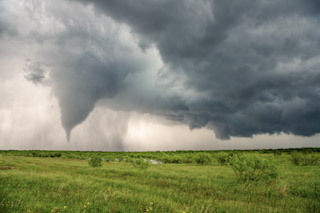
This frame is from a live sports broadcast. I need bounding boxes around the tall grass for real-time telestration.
[290,151,319,166]
[0,149,319,212]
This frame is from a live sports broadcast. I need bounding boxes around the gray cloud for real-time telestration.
[0,0,147,140]
[71,0,320,139]
[24,60,47,84]
[1,0,320,142]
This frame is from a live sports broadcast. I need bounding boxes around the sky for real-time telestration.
[0,0,320,151]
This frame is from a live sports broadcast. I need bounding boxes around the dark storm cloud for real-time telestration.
[0,3,16,38]
[70,0,320,139]
[2,0,320,141]
[0,22,4,36]
[51,52,144,140]
[0,0,152,140]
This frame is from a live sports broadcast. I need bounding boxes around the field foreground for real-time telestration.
[0,149,319,212]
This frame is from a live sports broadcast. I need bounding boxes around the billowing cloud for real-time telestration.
[1,0,320,144]
[0,0,165,140]
[72,0,320,139]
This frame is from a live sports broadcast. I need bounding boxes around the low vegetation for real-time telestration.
[290,151,319,166]
[0,148,319,212]
[88,156,102,167]
[130,158,150,170]
[215,152,231,165]
[193,153,212,165]
[230,154,278,182]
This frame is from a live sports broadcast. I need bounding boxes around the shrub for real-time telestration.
[291,152,319,166]
[273,150,282,156]
[162,155,182,164]
[131,158,150,170]
[50,153,62,158]
[229,154,278,182]
[104,157,111,162]
[88,156,102,167]
[181,155,194,164]
[215,152,231,165]
[122,155,130,163]
[117,156,124,162]
[161,155,171,163]
[194,153,212,165]
[170,156,182,164]
[290,151,300,165]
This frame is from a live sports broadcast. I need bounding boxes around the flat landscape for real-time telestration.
[0,149,319,213]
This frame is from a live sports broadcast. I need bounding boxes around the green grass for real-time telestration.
[0,150,319,212]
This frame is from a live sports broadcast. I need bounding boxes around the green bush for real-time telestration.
[104,157,111,162]
[291,152,319,166]
[131,158,150,170]
[181,155,194,164]
[122,155,130,163]
[229,154,278,182]
[194,153,212,165]
[49,153,62,158]
[161,155,170,163]
[88,156,102,167]
[162,155,182,164]
[215,152,231,165]
[170,156,182,164]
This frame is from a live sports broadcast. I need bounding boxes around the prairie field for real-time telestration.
[0,149,319,213]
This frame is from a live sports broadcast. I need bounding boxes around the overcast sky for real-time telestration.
[0,0,320,151]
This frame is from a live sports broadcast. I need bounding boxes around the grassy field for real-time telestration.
[0,149,319,212]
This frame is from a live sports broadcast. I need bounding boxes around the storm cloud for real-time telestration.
[71,0,320,139]
[1,0,320,142]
